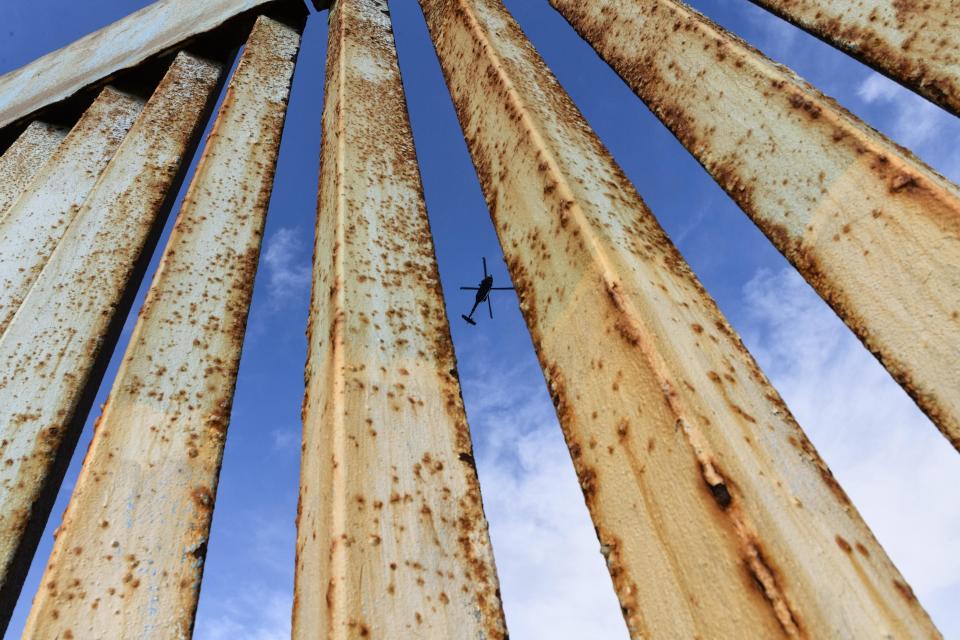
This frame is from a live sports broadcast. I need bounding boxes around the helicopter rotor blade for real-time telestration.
[487,296,493,319]
[460,287,480,290]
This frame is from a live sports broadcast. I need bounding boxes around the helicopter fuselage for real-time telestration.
[474,276,494,304]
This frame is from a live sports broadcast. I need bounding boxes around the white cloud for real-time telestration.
[194,510,297,639]
[261,226,312,311]
[742,5,799,60]
[195,586,291,640]
[856,71,953,153]
[672,195,713,247]
[271,425,300,452]
[741,267,960,636]
[857,72,902,104]
[463,359,629,639]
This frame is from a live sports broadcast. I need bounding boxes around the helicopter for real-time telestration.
[459,257,514,325]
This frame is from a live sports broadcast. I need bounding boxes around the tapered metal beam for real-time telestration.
[747,0,960,117]
[418,0,939,637]
[0,87,144,336]
[294,1,507,637]
[551,0,960,453]
[0,122,68,219]
[21,17,300,638]
[0,52,224,632]
[0,0,304,132]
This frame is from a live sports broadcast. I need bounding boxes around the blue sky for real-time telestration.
[2,0,959,638]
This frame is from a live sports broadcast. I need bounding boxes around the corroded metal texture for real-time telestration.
[21,18,300,638]
[0,0,288,130]
[293,1,507,637]
[0,121,68,219]
[748,0,960,117]
[418,0,940,637]
[0,87,144,337]
[551,0,960,453]
[0,52,223,630]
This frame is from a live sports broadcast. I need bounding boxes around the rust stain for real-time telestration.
[551,0,960,453]
[2,50,230,635]
[420,0,940,637]
[294,1,506,638]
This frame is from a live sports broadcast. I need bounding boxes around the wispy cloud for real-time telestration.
[195,586,291,640]
[261,226,312,311]
[741,4,799,60]
[194,509,297,639]
[856,71,947,150]
[672,195,713,247]
[461,357,629,639]
[857,72,901,103]
[270,425,300,452]
[741,267,960,635]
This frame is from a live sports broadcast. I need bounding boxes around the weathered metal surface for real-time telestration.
[418,0,940,637]
[748,0,960,117]
[550,0,960,454]
[0,0,292,131]
[0,52,223,631]
[293,1,507,637]
[0,121,68,220]
[21,18,300,638]
[0,87,144,337]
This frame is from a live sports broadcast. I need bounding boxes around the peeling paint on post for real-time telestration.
[550,0,960,454]
[0,121,68,220]
[418,0,940,637]
[20,18,301,638]
[747,0,960,117]
[0,87,144,337]
[294,1,507,637]
[0,52,224,632]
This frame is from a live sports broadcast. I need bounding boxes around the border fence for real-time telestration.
[0,0,955,637]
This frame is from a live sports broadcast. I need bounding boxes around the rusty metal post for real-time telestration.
[550,0,960,453]
[0,0,296,130]
[294,1,507,637]
[0,121,68,219]
[21,17,301,638]
[0,52,224,631]
[0,88,144,335]
[418,0,940,637]
[747,0,960,118]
